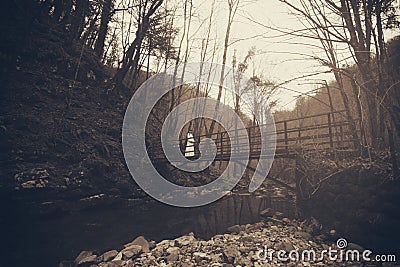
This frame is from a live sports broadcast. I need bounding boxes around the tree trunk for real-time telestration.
[114,0,163,89]
[209,0,238,135]
[94,0,113,58]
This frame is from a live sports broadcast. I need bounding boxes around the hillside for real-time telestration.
[0,26,139,199]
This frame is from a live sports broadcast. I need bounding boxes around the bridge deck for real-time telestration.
[152,109,359,161]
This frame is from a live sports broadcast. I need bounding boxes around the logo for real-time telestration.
[122,62,276,207]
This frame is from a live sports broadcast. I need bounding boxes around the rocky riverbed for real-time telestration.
[62,216,399,267]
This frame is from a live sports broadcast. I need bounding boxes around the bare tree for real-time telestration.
[209,0,240,135]
[114,0,163,89]
[278,0,400,149]
[94,0,114,58]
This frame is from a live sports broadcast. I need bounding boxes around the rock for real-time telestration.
[75,251,95,265]
[165,246,179,262]
[277,241,295,251]
[274,211,284,219]
[112,252,122,261]
[347,242,364,251]
[209,253,223,263]
[222,246,238,264]
[103,260,124,267]
[180,262,194,267]
[122,250,138,260]
[266,217,285,225]
[315,234,326,242]
[77,255,97,266]
[158,239,174,248]
[152,249,163,258]
[125,236,150,252]
[175,233,196,247]
[260,208,274,217]
[294,231,312,240]
[36,182,45,188]
[149,240,156,250]
[21,180,36,189]
[270,225,279,231]
[193,252,209,262]
[227,224,242,234]
[101,250,118,262]
[166,251,179,262]
[66,219,366,267]
[166,246,179,254]
[238,246,251,254]
[321,244,329,250]
[307,217,322,234]
[121,244,142,259]
[238,235,253,243]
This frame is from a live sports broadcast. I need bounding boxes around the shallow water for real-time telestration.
[3,192,295,267]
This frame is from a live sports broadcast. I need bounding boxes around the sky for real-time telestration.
[183,0,336,110]
[178,0,400,110]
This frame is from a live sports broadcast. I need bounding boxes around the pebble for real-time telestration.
[70,219,393,267]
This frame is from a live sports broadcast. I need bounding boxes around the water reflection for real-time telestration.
[7,191,295,267]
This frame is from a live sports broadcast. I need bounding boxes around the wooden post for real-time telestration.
[328,113,333,148]
[219,132,223,160]
[339,123,344,142]
[249,127,252,155]
[325,81,339,143]
[284,121,288,155]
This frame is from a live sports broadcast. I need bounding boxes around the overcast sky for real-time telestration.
[179,0,399,110]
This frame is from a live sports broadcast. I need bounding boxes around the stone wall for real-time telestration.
[298,165,400,254]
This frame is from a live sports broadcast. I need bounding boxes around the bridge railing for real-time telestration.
[149,109,360,162]
[273,109,359,156]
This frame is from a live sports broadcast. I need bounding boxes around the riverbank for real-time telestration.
[64,217,398,267]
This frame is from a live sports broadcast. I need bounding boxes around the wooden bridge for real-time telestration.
[151,109,359,162]
[150,109,359,190]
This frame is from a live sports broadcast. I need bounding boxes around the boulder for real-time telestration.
[166,246,179,254]
[166,251,179,262]
[100,250,118,262]
[124,236,150,252]
[75,251,95,265]
[112,252,122,261]
[121,244,142,259]
[165,246,180,262]
[175,233,196,247]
